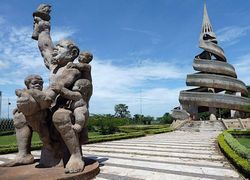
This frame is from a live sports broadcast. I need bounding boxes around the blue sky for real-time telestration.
[0,0,250,118]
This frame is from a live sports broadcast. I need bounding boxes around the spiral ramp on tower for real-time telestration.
[179,3,250,116]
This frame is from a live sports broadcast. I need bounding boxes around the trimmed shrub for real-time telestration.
[144,127,173,134]
[218,133,250,177]
[0,132,146,154]
[88,132,145,144]
[0,130,15,136]
[223,131,250,161]
[119,124,169,132]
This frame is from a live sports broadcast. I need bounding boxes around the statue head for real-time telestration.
[52,40,80,66]
[78,52,93,64]
[33,4,51,21]
[24,74,44,91]
[32,4,51,40]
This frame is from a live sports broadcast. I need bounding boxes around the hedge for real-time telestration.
[0,130,15,136]
[227,129,250,135]
[218,132,250,177]
[88,132,145,144]
[0,125,173,154]
[144,127,173,134]
[119,125,170,133]
[0,132,146,154]
[223,131,250,161]
[0,142,42,154]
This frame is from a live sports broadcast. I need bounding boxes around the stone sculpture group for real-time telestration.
[2,4,93,174]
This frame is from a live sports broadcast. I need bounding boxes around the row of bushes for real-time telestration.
[0,126,173,154]
[223,131,250,161]
[88,132,145,144]
[119,124,170,133]
[88,115,131,135]
[88,115,172,135]
[0,130,15,136]
[218,131,250,177]
[0,142,42,154]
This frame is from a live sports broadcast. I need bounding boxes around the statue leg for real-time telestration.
[26,110,52,151]
[73,108,89,145]
[1,111,34,167]
[52,108,84,173]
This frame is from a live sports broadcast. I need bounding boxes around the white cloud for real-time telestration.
[0,23,76,87]
[0,22,188,117]
[89,57,188,117]
[52,27,76,42]
[217,26,250,44]
[234,54,250,85]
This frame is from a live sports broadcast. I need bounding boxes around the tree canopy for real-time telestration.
[114,104,131,118]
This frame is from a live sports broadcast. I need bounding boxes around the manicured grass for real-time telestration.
[236,137,250,149]
[0,125,172,154]
[0,132,41,146]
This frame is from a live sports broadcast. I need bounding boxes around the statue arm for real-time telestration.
[59,87,82,101]
[34,17,54,69]
[38,31,54,69]
[76,63,91,72]
[67,63,91,72]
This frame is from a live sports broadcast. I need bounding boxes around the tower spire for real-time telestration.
[199,1,217,42]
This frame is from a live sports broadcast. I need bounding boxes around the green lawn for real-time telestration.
[0,131,101,146]
[236,137,250,149]
[0,125,173,154]
[0,132,41,146]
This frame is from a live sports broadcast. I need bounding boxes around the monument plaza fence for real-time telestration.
[0,118,14,134]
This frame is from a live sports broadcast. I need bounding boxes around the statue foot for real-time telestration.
[0,154,34,167]
[64,154,84,173]
[55,159,64,167]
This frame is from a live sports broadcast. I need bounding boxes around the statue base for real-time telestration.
[0,158,99,180]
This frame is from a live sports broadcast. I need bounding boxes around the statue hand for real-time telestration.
[72,124,82,133]
[37,19,50,33]
[66,62,76,69]
[50,84,61,94]
[15,89,23,97]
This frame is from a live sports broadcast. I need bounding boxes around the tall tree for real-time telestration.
[114,104,131,118]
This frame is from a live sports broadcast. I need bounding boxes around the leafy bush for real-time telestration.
[227,129,250,135]
[144,127,173,134]
[198,111,210,120]
[218,132,250,177]
[0,132,146,154]
[119,124,169,133]
[157,113,174,124]
[0,130,15,136]
[223,131,250,161]
[88,114,130,135]
[88,132,145,144]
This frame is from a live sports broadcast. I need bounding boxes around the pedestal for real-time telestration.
[0,158,99,180]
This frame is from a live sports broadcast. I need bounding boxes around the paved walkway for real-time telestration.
[0,129,244,179]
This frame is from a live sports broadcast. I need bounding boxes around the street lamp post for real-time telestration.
[7,98,11,119]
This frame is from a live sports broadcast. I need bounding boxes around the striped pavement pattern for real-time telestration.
[0,130,244,179]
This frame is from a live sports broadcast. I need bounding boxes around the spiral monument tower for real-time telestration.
[179,3,250,119]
